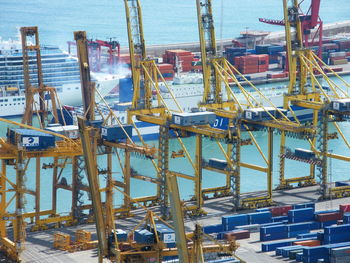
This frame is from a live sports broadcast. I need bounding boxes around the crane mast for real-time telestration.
[124,0,148,109]
[196,0,221,104]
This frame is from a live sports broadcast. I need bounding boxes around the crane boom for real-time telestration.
[74,31,95,121]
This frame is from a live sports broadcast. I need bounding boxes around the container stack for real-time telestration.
[162,49,195,72]
[329,51,348,65]
[222,214,248,231]
[288,207,315,223]
[225,47,252,65]
[323,224,350,244]
[234,55,259,74]
[257,54,269,72]
[255,44,284,64]
[333,39,350,51]
[157,63,175,81]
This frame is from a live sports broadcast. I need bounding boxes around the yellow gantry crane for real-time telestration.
[195,0,317,209]
[124,0,233,218]
[280,0,350,199]
[20,27,59,128]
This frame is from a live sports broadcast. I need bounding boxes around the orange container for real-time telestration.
[293,240,320,247]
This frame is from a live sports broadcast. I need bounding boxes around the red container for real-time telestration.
[158,63,174,70]
[224,230,250,241]
[340,204,350,214]
[293,240,321,247]
[316,212,342,222]
[271,205,292,216]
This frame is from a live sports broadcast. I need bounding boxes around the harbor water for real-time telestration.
[1,0,350,48]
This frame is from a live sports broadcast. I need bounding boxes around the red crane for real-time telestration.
[259,0,322,59]
[67,39,120,73]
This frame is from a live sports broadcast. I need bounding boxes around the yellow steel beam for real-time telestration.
[240,162,268,173]
[169,171,195,181]
[291,99,325,110]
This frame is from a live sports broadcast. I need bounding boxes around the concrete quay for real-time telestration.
[12,185,350,263]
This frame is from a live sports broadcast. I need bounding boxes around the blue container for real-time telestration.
[222,214,248,231]
[203,224,223,234]
[115,229,127,242]
[287,222,312,232]
[208,158,228,170]
[276,245,301,256]
[272,216,288,222]
[261,240,293,252]
[324,234,350,244]
[156,227,176,248]
[317,232,325,242]
[296,252,303,262]
[8,128,55,151]
[293,203,316,210]
[288,230,310,238]
[281,245,304,258]
[320,220,337,228]
[288,208,315,223]
[248,211,272,224]
[324,224,350,235]
[134,229,154,244]
[297,232,319,239]
[260,225,288,241]
[343,213,350,224]
[87,119,104,128]
[119,77,133,103]
[260,222,283,227]
[335,181,350,187]
[101,125,133,142]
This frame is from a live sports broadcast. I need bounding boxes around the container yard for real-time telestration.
[2,0,350,263]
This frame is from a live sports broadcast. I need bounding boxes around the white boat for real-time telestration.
[0,39,119,117]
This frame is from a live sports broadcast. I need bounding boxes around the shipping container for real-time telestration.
[272,216,288,222]
[261,240,293,252]
[288,207,315,223]
[134,229,154,244]
[276,245,303,257]
[208,158,228,170]
[101,124,133,142]
[203,224,223,234]
[244,107,287,121]
[222,214,248,231]
[335,181,350,187]
[247,211,272,224]
[317,212,342,222]
[8,128,55,151]
[171,111,216,126]
[271,205,293,216]
[331,98,350,112]
[45,125,79,140]
[294,148,316,159]
[223,230,250,240]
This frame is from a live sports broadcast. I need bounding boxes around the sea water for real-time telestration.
[1,0,350,48]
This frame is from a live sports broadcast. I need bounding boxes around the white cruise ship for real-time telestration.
[0,39,119,117]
